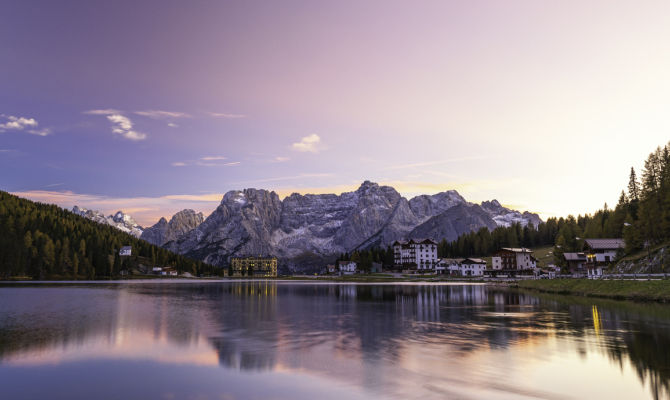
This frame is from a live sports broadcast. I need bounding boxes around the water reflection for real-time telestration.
[0,282,669,399]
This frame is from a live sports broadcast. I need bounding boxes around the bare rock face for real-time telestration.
[166,189,282,266]
[141,209,204,246]
[156,181,542,268]
[409,203,498,242]
[480,199,542,228]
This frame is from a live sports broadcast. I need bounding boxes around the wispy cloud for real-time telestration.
[208,112,246,119]
[233,173,333,185]
[27,128,51,136]
[0,149,17,153]
[45,183,64,188]
[134,110,191,119]
[167,122,178,128]
[84,110,147,141]
[0,115,51,136]
[291,134,323,153]
[274,156,290,162]
[83,109,121,115]
[171,156,240,167]
[106,114,146,141]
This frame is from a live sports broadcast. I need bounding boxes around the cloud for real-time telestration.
[106,114,146,141]
[27,128,51,136]
[291,134,323,153]
[274,156,290,162]
[134,110,191,119]
[233,173,334,185]
[0,115,51,136]
[172,156,240,167]
[208,112,246,119]
[84,109,147,140]
[83,109,121,115]
[167,122,178,128]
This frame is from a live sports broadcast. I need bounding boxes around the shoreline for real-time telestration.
[514,279,670,303]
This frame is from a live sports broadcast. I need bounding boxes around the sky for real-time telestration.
[2,0,670,226]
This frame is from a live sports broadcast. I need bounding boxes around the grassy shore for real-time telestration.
[516,279,670,302]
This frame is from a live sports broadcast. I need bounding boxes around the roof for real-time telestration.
[440,258,465,264]
[463,258,487,264]
[584,239,625,251]
[338,260,356,265]
[120,246,131,251]
[499,247,533,253]
[393,238,437,246]
[563,252,586,261]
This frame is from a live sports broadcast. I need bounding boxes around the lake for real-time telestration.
[0,281,668,399]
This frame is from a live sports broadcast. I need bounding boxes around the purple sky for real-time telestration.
[2,1,670,226]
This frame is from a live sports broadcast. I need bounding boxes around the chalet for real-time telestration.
[163,267,178,276]
[492,248,537,271]
[338,260,357,275]
[392,239,438,271]
[326,264,337,274]
[563,252,586,273]
[583,238,625,278]
[119,246,132,256]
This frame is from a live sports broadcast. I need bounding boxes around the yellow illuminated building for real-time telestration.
[230,256,278,277]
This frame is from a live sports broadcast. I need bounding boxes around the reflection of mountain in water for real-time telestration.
[0,282,669,398]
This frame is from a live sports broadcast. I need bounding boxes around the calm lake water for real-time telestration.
[0,281,669,400]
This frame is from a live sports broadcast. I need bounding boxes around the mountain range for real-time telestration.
[72,181,540,269]
[71,206,144,238]
[122,181,538,268]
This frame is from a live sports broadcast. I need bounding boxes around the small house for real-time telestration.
[338,260,357,275]
[460,258,487,276]
[119,246,132,256]
[583,238,625,278]
[563,252,586,273]
[326,264,337,274]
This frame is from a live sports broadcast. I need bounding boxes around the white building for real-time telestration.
[492,248,536,271]
[392,239,438,271]
[119,246,132,256]
[437,258,464,275]
[460,258,487,276]
[338,261,357,275]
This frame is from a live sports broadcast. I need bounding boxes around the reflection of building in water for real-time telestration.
[230,256,278,277]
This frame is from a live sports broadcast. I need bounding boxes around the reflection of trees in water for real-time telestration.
[1,282,670,397]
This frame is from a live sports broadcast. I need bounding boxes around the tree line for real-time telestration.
[0,191,216,279]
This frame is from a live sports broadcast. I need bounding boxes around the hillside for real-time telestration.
[0,191,215,279]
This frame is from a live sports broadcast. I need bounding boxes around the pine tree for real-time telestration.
[628,167,640,201]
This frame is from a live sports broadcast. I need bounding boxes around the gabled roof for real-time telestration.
[120,246,131,251]
[440,258,465,264]
[463,258,487,264]
[584,239,625,251]
[499,247,533,253]
[563,252,586,261]
[393,238,437,246]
